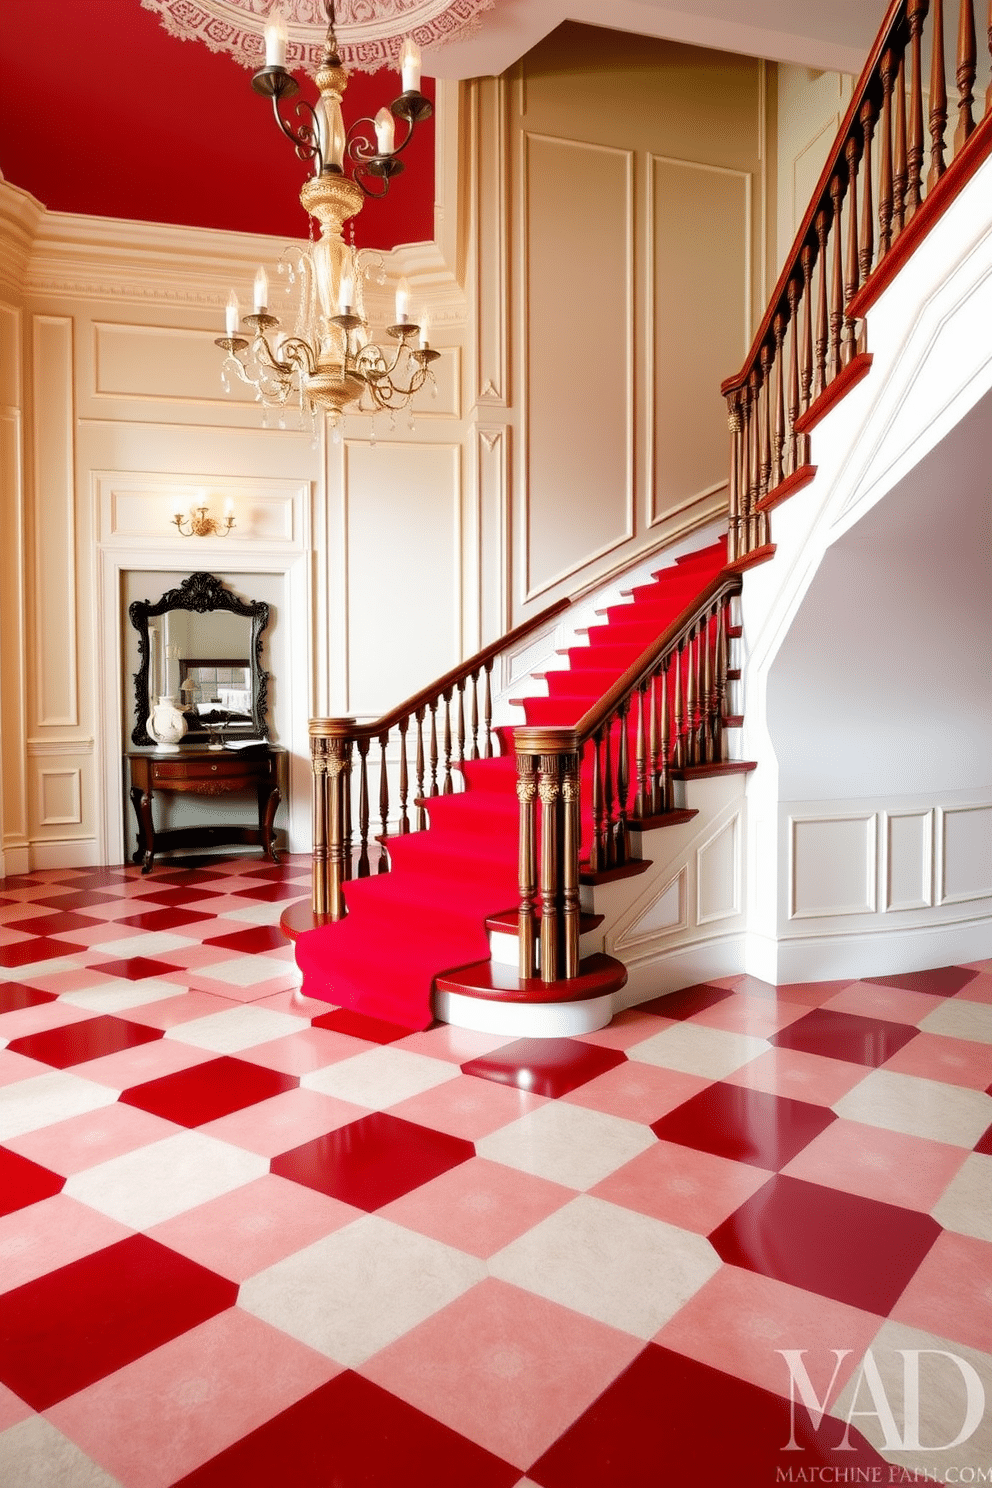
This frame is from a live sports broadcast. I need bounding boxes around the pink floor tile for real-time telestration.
[360,1277,644,1471]
[46,1306,342,1488]
[761,978,858,1007]
[0,1049,51,1087]
[890,1230,992,1353]
[0,1000,96,1042]
[387,1072,548,1141]
[146,1173,361,1283]
[689,994,812,1038]
[881,1030,992,1089]
[378,1157,575,1257]
[148,944,245,972]
[200,1087,369,1158]
[655,1264,883,1400]
[781,1118,970,1211]
[590,1138,773,1233]
[4,1100,182,1175]
[14,966,144,996]
[0,1380,32,1432]
[722,1045,869,1106]
[574,1009,676,1049]
[237,1027,375,1075]
[956,971,992,1003]
[56,923,149,948]
[0,1194,133,1294]
[74,1036,220,1092]
[115,990,237,1030]
[393,1025,517,1063]
[186,969,299,1000]
[822,980,947,1026]
[251,987,334,1019]
[561,1061,712,1123]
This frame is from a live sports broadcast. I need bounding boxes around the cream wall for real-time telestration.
[0,31,777,872]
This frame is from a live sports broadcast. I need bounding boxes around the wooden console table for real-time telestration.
[127,745,283,874]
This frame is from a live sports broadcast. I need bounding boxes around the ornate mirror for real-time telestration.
[130,572,270,745]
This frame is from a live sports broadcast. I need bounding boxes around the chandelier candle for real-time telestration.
[215,0,438,432]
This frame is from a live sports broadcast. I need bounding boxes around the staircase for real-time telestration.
[292,536,742,1032]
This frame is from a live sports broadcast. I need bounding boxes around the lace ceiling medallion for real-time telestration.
[141,0,494,73]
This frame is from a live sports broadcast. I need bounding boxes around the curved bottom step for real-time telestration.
[434,952,627,1038]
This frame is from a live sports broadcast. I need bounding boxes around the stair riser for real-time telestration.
[489,925,603,969]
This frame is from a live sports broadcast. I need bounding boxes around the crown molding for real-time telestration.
[0,180,44,301]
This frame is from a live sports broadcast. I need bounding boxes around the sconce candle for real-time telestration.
[225,292,240,337]
[374,108,395,155]
[264,6,288,67]
[253,267,269,313]
[400,37,422,93]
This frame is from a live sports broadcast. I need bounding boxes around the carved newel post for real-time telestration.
[309,719,356,921]
[515,727,582,985]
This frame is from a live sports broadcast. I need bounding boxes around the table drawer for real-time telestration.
[151,757,270,786]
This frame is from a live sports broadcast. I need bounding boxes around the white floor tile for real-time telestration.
[60,982,184,1013]
[239,1214,485,1367]
[188,956,296,989]
[301,1047,460,1109]
[931,1152,992,1241]
[833,1068,992,1148]
[0,1417,122,1488]
[489,1194,721,1338]
[476,1101,655,1190]
[64,1131,267,1229]
[87,932,200,958]
[163,1006,307,1053]
[919,998,992,1045]
[0,1071,119,1141]
[626,1022,769,1079]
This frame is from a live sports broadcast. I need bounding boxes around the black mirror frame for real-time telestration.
[129,572,270,746]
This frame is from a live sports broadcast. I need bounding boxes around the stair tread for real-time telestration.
[436,952,627,1005]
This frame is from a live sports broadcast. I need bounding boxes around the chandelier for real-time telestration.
[215,1,438,433]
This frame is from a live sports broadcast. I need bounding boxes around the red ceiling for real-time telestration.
[0,0,435,250]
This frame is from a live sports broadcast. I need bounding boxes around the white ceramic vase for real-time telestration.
[147,696,187,752]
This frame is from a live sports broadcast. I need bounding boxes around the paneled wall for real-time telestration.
[473,24,773,615]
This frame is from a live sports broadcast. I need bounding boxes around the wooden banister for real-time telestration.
[723,0,992,558]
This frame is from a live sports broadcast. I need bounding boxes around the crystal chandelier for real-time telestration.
[215,1,438,433]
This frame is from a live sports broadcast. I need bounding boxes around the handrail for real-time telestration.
[723,0,992,562]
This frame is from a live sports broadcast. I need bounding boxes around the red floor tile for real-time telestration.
[0,938,81,967]
[865,965,979,997]
[115,907,219,932]
[0,1146,65,1217]
[120,1056,299,1127]
[311,1007,414,1044]
[0,983,57,1013]
[173,1372,519,1488]
[90,956,188,980]
[636,983,735,1020]
[709,1174,941,1314]
[7,1014,163,1069]
[236,881,311,902]
[770,1007,919,1066]
[2,911,105,937]
[202,925,291,953]
[130,886,225,907]
[0,1234,237,1410]
[975,1121,992,1154]
[461,1037,626,1097]
[33,890,123,910]
[650,1082,835,1170]
[528,1344,887,1487]
[271,1111,474,1211]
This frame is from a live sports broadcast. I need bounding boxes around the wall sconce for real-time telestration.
[173,500,235,537]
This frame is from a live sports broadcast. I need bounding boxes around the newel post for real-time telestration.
[515,727,582,984]
[309,719,355,921]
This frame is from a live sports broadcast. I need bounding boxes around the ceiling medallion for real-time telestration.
[141,0,494,73]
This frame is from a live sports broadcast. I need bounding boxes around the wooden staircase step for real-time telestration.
[671,760,758,780]
[435,951,627,1005]
[628,807,697,833]
[579,857,652,887]
[486,907,604,936]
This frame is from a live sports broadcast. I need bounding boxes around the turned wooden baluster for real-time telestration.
[955,0,977,152]
[879,46,897,256]
[859,93,878,286]
[615,700,631,865]
[696,617,709,761]
[442,691,454,794]
[906,0,929,221]
[377,735,390,872]
[483,662,494,758]
[726,391,743,563]
[590,733,606,871]
[829,171,847,381]
[635,683,648,818]
[456,681,466,772]
[929,0,948,187]
[739,380,754,555]
[397,718,411,833]
[893,49,909,237]
[310,734,330,918]
[748,367,762,548]
[759,343,773,499]
[702,605,716,764]
[602,724,615,867]
[713,600,729,763]
[658,664,671,812]
[799,242,815,462]
[785,280,801,475]
[356,737,371,877]
[428,703,439,796]
[469,672,480,760]
[843,134,862,364]
[560,755,581,981]
[814,208,831,397]
[673,643,686,769]
[685,630,699,765]
[516,752,537,978]
[414,708,427,829]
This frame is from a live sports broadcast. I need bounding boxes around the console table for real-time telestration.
[127,745,283,874]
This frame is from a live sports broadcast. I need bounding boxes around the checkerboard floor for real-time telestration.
[2,854,991,1486]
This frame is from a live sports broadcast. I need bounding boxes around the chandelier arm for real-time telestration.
[269,94,322,168]
[254,333,317,379]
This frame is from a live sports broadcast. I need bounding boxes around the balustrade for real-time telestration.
[723,0,992,560]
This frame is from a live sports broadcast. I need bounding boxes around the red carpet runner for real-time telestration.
[295,538,728,1028]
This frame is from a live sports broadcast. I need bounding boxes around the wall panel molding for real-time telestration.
[32,313,78,729]
[38,768,82,828]
[883,809,934,911]
[789,813,877,919]
[697,813,742,925]
[938,804,992,905]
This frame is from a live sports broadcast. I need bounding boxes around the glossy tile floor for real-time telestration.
[1,855,991,1486]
